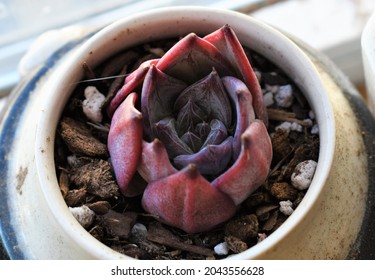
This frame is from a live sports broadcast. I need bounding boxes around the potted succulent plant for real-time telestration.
[0,6,374,259]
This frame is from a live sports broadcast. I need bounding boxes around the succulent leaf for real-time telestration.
[212,120,272,205]
[222,76,255,159]
[107,92,143,194]
[173,136,233,175]
[108,59,158,116]
[156,34,235,84]
[141,65,187,138]
[142,164,237,233]
[204,25,268,124]
[154,117,193,157]
[174,69,232,129]
[138,139,178,182]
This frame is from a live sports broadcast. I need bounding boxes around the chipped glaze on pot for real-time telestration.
[0,7,372,259]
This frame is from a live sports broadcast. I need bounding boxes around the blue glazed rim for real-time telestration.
[0,31,96,260]
[1,30,374,260]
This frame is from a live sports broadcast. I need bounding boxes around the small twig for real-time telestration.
[147,234,214,257]
[267,108,310,126]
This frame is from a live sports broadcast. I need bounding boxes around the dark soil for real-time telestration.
[54,38,319,259]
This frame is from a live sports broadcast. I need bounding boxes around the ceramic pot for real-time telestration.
[1,6,374,259]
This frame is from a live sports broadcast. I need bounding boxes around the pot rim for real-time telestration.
[35,6,335,259]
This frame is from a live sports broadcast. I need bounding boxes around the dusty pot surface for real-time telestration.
[0,7,374,259]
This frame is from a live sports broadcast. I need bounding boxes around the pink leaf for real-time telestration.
[212,120,272,205]
[204,25,268,125]
[138,139,178,182]
[142,164,236,233]
[156,33,235,84]
[108,59,158,116]
[108,92,143,194]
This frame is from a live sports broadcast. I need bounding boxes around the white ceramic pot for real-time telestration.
[1,6,374,259]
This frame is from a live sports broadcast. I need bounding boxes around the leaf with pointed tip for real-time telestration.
[108,59,159,116]
[154,117,193,157]
[201,119,228,148]
[180,131,202,153]
[138,139,178,182]
[176,100,206,133]
[156,33,235,84]
[204,25,268,124]
[212,120,272,205]
[174,137,233,176]
[108,92,143,194]
[142,164,236,233]
[174,70,232,128]
[141,65,187,138]
[222,76,255,159]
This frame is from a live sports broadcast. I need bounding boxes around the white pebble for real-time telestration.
[291,160,318,190]
[279,200,294,216]
[82,86,105,123]
[214,242,229,255]
[308,110,315,120]
[67,155,79,167]
[255,70,262,82]
[303,118,313,127]
[265,84,280,94]
[69,205,95,229]
[290,122,303,132]
[275,121,292,133]
[311,123,319,135]
[263,92,274,107]
[275,85,294,108]
[257,233,267,243]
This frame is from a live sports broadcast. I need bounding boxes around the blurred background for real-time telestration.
[1,0,374,102]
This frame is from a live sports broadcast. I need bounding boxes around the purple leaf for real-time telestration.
[222,76,255,160]
[141,65,187,138]
[174,69,232,128]
[154,117,193,157]
[174,137,233,175]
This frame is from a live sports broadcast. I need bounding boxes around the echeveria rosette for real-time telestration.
[107,25,272,233]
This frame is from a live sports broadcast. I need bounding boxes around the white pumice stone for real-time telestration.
[67,154,79,167]
[82,86,105,123]
[303,118,313,127]
[275,84,294,108]
[255,70,262,82]
[69,205,95,229]
[279,200,294,216]
[311,123,319,135]
[263,92,274,107]
[291,160,318,190]
[214,242,229,255]
[308,110,315,120]
[257,233,267,243]
[275,121,292,133]
[265,84,280,94]
[290,122,303,132]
